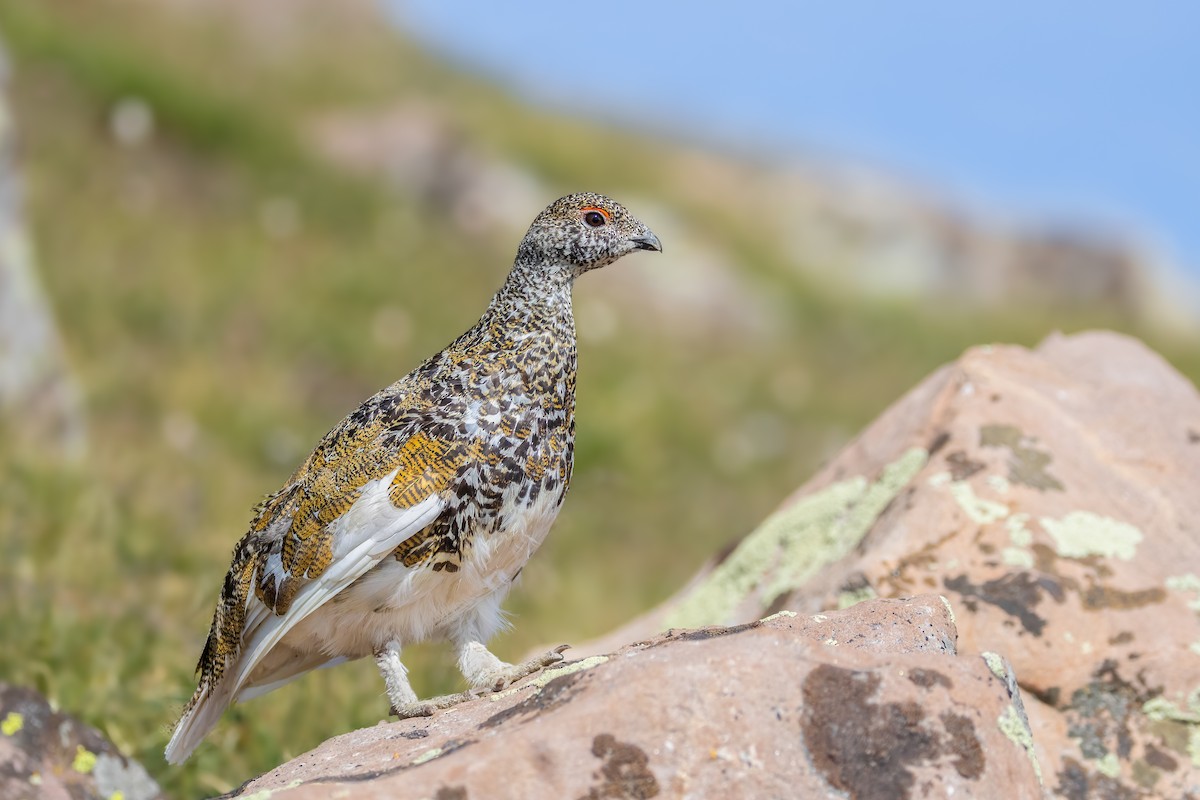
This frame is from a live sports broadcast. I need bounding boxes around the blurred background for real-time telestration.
[0,1,1196,795]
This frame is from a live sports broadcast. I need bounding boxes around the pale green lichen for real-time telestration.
[1159,571,1200,653]
[1095,752,1121,778]
[1006,513,1032,546]
[1040,511,1142,561]
[488,656,609,702]
[1143,693,1200,724]
[1,712,23,736]
[836,584,877,609]
[241,779,303,800]
[981,651,1007,681]
[72,746,97,774]
[664,448,927,629]
[998,704,1043,783]
[1001,547,1035,569]
[1166,574,1200,611]
[526,656,607,690]
[1143,692,1200,766]
[758,610,797,622]
[411,747,443,765]
[938,595,956,626]
[947,480,1009,524]
[986,474,1011,494]
[1001,513,1035,568]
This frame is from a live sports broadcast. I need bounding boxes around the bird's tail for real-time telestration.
[163,678,237,765]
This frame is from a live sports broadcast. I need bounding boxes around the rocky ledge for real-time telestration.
[229,596,1040,800]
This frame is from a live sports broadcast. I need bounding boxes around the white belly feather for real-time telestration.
[273,477,564,666]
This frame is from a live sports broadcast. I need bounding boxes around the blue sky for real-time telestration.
[388,2,1200,282]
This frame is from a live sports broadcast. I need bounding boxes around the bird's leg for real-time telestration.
[373,640,432,719]
[382,639,570,719]
[457,640,570,693]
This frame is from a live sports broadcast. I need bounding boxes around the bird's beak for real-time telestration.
[629,231,663,253]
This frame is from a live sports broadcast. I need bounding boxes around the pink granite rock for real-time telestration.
[585,330,1200,799]
[229,596,1042,800]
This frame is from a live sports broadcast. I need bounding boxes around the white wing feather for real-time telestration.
[165,471,443,764]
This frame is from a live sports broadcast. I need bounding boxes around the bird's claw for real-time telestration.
[389,701,435,719]
[484,644,571,692]
[388,645,574,718]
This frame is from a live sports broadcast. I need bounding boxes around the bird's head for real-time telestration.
[518,192,662,276]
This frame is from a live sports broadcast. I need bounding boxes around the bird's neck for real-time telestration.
[481,259,577,343]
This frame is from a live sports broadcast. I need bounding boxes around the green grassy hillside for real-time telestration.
[1,1,1196,795]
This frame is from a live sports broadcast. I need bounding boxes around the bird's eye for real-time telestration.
[583,210,607,228]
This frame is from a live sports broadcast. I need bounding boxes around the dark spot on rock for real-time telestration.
[800,665,982,799]
[940,712,985,779]
[398,729,429,740]
[1188,429,1200,444]
[301,738,477,787]
[1143,744,1178,772]
[879,529,961,595]
[979,423,1065,491]
[434,787,468,800]
[839,571,872,596]
[674,620,759,642]
[1028,685,1062,708]
[1038,575,1067,602]
[1147,716,1191,756]
[1081,582,1166,611]
[577,734,659,800]
[480,671,586,729]
[944,572,1052,636]
[1107,631,1134,646]
[1027,545,1161,621]
[1055,757,1140,800]
[945,450,986,480]
[928,431,951,455]
[907,669,953,690]
[1065,660,1159,766]
[1131,758,1160,790]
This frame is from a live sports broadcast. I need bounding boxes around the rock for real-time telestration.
[0,684,161,800]
[228,596,1043,800]
[0,39,87,461]
[584,329,1200,799]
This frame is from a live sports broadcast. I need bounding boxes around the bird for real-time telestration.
[164,192,661,764]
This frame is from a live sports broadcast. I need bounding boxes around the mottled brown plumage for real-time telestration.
[166,192,660,763]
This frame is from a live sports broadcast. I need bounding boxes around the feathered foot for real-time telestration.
[474,644,570,692]
[386,644,570,718]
